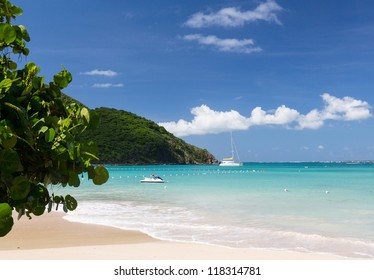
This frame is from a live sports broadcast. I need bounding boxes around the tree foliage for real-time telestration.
[0,0,108,237]
[82,107,217,165]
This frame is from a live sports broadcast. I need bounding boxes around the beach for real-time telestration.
[0,212,346,260]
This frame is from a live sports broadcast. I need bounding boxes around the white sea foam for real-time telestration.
[64,200,374,259]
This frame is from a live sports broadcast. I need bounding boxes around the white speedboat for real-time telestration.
[219,132,243,167]
[140,175,165,183]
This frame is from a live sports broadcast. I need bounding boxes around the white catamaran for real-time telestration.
[219,132,243,167]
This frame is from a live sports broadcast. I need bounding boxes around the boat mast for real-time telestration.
[230,132,241,163]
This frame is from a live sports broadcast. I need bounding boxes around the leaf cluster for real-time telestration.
[0,0,108,237]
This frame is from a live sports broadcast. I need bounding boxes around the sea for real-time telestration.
[56,162,374,259]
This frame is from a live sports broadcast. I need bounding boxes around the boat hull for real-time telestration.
[219,161,243,167]
[140,177,165,183]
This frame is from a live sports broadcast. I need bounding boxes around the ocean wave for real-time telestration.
[64,200,374,259]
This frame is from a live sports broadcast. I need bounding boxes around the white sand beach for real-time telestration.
[0,212,347,260]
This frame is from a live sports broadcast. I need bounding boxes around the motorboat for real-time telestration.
[140,175,165,183]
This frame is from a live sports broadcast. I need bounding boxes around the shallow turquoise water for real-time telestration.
[57,162,374,258]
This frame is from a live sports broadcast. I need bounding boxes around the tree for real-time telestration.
[0,0,108,237]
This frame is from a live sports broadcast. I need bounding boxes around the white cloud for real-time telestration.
[80,69,119,77]
[92,83,124,88]
[159,94,372,137]
[317,145,325,150]
[297,109,324,129]
[249,105,300,126]
[183,34,262,54]
[321,93,372,121]
[185,0,283,28]
[159,105,249,136]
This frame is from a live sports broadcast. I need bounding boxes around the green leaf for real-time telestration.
[45,128,56,143]
[0,203,12,218]
[32,206,45,216]
[10,176,31,200]
[93,166,109,185]
[0,149,23,173]
[18,25,30,42]
[80,107,90,125]
[53,196,62,204]
[0,203,14,237]
[0,78,13,92]
[87,165,96,180]
[10,5,23,17]
[67,142,75,160]
[88,110,100,129]
[65,195,78,211]
[39,125,48,134]
[26,62,38,74]
[0,24,16,44]
[68,171,80,187]
[53,70,72,89]
[1,135,17,149]
[8,61,17,70]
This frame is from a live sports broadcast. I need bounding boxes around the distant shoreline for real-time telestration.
[95,160,374,166]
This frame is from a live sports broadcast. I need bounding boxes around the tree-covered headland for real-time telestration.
[82,107,217,165]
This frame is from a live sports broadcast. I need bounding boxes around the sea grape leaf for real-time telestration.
[67,142,75,160]
[18,25,30,41]
[0,24,16,44]
[1,135,17,149]
[0,78,13,92]
[45,128,55,143]
[65,195,77,211]
[80,107,90,125]
[0,149,23,173]
[10,176,31,200]
[68,171,80,187]
[32,206,45,216]
[53,70,72,89]
[93,165,109,185]
[0,203,14,237]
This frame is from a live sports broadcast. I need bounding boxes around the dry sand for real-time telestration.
[0,212,347,260]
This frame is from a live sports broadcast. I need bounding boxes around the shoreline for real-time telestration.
[0,212,348,260]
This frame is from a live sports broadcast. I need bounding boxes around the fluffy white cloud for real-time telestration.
[159,105,249,137]
[80,69,118,77]
[185,0,283,28]
[321,93,372,121]
[92,83,124,88]
[297,109,324,129]
[249,105,300,126]
[159,94,372,137]
[183,34,262,54]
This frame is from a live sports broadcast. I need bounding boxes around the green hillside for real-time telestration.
[81,107,216,165]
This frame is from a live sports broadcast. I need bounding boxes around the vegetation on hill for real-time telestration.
[82,107,217,165]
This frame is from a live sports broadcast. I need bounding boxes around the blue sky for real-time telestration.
[13,0,374,161]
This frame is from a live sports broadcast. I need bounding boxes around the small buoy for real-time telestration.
[284,188,288,192]
[325,190,330,194]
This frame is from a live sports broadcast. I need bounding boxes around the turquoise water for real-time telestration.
[58,162,374,258]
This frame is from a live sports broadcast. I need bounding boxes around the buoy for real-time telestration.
[284,188,289,192]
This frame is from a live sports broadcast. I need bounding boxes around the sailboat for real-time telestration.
[219,132,243,167]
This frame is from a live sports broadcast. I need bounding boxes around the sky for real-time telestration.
[12,0,374,161]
